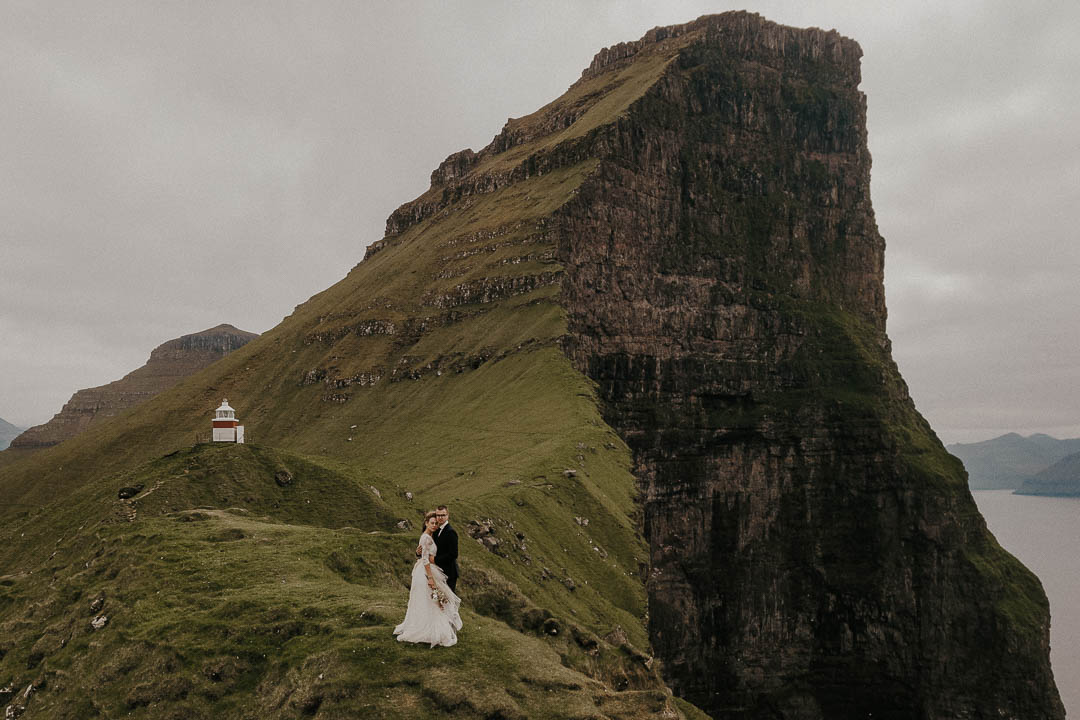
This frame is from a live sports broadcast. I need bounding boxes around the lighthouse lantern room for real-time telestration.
[212,399,245,443]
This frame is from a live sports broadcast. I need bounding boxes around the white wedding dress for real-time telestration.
[393,532,462,647]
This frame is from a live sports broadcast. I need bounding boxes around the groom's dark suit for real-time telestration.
[435,523,459,593]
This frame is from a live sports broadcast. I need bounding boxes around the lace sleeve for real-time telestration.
[420,534,435,566]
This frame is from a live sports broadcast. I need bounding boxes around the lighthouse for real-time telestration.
[212,399,245,443]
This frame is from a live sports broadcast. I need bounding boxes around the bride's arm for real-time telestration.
[421,536,436,588]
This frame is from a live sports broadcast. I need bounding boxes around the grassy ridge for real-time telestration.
[0,442,692,718]
[0,45,708,713]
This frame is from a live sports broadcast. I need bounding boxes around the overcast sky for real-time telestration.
[2,1,1077,444]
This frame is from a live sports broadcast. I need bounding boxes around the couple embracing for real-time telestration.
[393,505,463,647]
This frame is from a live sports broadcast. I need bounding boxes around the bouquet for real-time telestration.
[430,587,449,609]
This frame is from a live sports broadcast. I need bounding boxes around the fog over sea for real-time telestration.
[973,490,1080,715]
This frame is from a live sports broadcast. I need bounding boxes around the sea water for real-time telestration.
[973,489,1080,715]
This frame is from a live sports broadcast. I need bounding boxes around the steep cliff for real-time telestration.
[552,15,1063,718]
[387,12,1063,717]
[8,324,257,451]
[0,12,1062,720]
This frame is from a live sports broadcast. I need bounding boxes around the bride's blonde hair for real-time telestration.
[423,510,438,526]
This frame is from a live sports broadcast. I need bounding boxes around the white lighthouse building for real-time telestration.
[212,399,245,443]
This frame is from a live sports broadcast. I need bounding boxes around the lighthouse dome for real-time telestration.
[214,399,236,419]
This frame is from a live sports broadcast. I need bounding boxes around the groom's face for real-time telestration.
[436,509,449,525]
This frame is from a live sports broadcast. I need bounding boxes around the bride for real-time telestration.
[393,510,463,647]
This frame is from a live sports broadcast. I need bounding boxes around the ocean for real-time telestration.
[973,489,1080,715]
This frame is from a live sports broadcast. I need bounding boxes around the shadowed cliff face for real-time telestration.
[548,13,1062,720]
[9,324,257,450]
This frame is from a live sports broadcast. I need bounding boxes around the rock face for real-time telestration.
[391,12,1063,719]
[9,324,256,450]
[554,16,1064,717]
[556,16,1062,718]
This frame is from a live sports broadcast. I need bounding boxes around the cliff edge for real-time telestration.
[553,14,1062,717]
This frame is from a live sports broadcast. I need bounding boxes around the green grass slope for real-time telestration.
[1,444,697,718]
[0,27,710,718]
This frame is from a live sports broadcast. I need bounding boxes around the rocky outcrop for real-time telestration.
[538,12,1060,719]
[9,324,256,450]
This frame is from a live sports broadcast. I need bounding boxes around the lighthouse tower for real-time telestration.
[212,399,245,443]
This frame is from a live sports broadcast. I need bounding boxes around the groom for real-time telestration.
[433,505,459,593]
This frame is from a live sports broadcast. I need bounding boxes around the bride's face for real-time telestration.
[426,516,439,533]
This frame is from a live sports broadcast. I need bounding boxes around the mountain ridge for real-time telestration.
[948,433,1080,489]
[1017,448,1080,496]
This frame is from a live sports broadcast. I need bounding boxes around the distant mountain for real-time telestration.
[0,417,23,450]
[1016,450,1080,496]
[7,324,257,451]
[947,433,1080,489]
[1024,433,1080,454]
